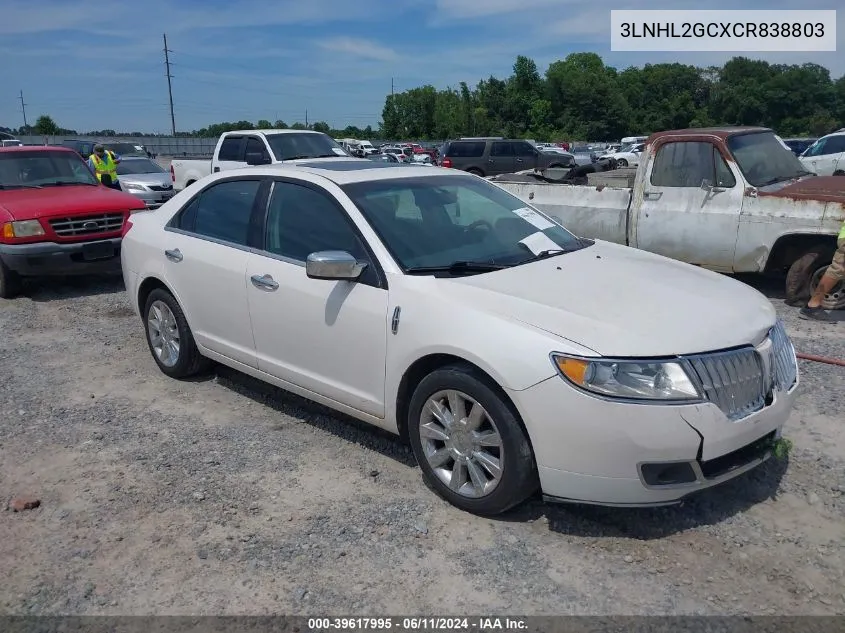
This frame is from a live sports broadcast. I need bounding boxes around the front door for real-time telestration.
[162,177,264,367]
[211,135,245,174]
[245,178,389,417]
[633,140,745,272]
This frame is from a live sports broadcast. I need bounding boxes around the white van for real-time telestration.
[620,136,648,145]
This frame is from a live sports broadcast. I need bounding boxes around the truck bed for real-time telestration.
[493,178,633,245]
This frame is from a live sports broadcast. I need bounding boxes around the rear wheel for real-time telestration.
[407,364,538,516]
[0,261,22,299]
[466,168,484,177]
[143,288,210,378]
[616,158,628,167]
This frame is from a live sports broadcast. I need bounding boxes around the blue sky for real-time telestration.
[1,0,842,134]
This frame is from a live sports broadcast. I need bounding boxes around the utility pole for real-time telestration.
[18,90,28,128]
[305,109,308,127]
[163,33,176,136]
[391,77,394,96]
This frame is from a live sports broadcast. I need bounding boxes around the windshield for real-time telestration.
[265,132,348,161]
[108,143,147,156]
[0,150,98,189]
[342,174,588,272]
[116,158,165,175]
[727,132,810,187]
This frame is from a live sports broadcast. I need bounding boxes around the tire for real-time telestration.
[142,288,210,378]
[616,158,628,167]
[784,245,842,309]
[0,261,22,299]
[466,168,484,177]
[407,363,539,516]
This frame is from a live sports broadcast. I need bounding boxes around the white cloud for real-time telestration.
[317,37,399,62]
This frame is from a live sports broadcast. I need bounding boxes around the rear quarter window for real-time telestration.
[445,142,485,158]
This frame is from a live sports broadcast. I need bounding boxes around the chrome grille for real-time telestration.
[686,348,766,421]
[148,184,172,191]
[769,320,798,391]
[49,213,124,237]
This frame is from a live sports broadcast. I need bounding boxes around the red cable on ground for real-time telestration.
[796,352,845,367]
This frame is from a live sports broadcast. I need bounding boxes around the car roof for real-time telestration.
[226,129,327,136]
[0,145,77,154]
[243,160,461,185]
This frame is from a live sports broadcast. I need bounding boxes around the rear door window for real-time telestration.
[217,137,243,161]
[447,142,485,158]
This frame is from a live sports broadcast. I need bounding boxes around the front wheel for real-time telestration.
[466,168,484,177]
[143,288,210,378]
[0,261,22,299]
[784,245,845,309]
[407,364,538,515]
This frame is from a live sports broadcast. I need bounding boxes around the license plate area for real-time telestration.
[82,241,115,261]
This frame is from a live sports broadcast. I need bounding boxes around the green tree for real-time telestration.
[34,115,59,135]
[311,121,331,134]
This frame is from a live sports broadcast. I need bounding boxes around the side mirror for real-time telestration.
[701,178,725,193]
[245,152,271,166]
[305,251,367,281]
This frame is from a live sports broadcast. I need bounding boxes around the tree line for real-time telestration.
[380,53,845,141]
[4,53,843,142]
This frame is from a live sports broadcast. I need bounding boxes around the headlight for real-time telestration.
[2,220,45,238]
[551,354,702,401]
[123,183,145,192]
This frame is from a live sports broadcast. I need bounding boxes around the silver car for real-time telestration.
[116,157,175,209]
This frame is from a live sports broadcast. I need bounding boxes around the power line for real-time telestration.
[19,90,28,128]
[163,33,176,135]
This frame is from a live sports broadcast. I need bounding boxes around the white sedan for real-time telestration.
[600,142,644,167]
[121,159,798,515]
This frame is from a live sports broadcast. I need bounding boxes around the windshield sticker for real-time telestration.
[513,207,555,231]
[519,231,561,256]
[332,148,347,155]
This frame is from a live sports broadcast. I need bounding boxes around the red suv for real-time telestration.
[0,146,146,298]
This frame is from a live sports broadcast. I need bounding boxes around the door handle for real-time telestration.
[487,159,495,163]
[213,166,220,173]
[250,274,279,291]
[643,191,663,201]
[164,248,183,262]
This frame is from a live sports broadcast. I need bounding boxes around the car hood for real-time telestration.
[760,175,845,204]
[439,241,776,357]
[118,172,171,187]
[0,185,143,220]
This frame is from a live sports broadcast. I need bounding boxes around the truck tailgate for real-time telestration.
[494,181,633,245]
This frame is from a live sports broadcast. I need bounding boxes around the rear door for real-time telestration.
[632,140,745,272]
[487,141,515,175]
[211,135,245,174]
[162,177,267,367]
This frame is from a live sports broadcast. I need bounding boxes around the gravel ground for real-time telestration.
[1,273,844,616]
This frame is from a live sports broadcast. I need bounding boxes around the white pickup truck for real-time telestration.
[170,129,350,190]
[493,126,845,309]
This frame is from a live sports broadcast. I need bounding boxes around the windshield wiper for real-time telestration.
[285,154,341,161]
[404,261,508,275]
[0,183,42,189]
[758,171,814,187]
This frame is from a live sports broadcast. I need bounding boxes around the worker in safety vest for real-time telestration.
[801,220,845,321]
[88,143,122,190]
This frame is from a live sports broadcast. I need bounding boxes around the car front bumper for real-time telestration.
[508,373,798,507]
[0,238,123,276]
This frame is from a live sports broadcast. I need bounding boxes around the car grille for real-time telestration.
[148,184,172,191]
[684,320,797,422]
[49,212,124,237]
